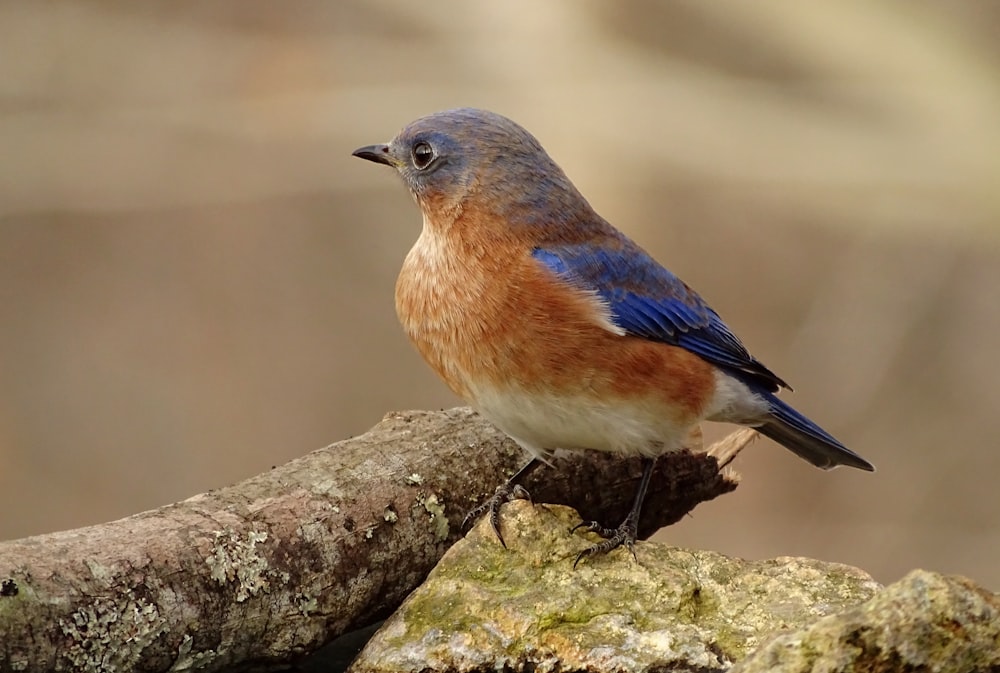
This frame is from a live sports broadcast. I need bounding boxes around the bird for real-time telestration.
[352,108,874,565]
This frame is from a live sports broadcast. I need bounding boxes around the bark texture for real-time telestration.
[0,408,748,673]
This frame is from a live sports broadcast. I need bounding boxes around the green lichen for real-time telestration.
[312,478,345,498]
[206,527,281,602]
[416,493,450,542]
[170,633,219,671]
[58,590,167,673]
[295,592,320,617]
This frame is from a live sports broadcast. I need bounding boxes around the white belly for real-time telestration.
[468,369,769,460]
[468,383,696,459]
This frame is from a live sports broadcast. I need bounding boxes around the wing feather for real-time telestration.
[532,240,789,392]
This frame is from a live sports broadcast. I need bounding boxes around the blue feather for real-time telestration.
[532,241,789,391]
[758,392,874,470]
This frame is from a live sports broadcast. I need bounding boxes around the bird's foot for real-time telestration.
[572,515,639,568]
[462,482,532,548]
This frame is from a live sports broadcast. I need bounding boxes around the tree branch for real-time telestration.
[0,408,752,673]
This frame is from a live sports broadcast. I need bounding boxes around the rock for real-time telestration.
[732,568,1000,673]
[348,500,880,673]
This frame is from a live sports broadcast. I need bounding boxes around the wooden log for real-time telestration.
[0,408,751,673]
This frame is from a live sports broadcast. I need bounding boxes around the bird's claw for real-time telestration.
[572,517,639,568]
[462,482,532,548]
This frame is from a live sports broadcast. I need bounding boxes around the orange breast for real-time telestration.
[394,220,716,424]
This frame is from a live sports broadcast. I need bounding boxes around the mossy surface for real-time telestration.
[350,501,881,673]
[732,569,1000,673]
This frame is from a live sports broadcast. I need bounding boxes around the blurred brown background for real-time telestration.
[1,1,998,588]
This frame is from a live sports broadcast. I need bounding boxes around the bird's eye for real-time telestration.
[411,142,435,169]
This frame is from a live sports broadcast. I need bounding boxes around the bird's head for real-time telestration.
[352,108,586,228]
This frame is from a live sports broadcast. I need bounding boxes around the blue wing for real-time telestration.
[533,240,788,392]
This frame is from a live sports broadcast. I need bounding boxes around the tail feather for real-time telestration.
[758,394,874,471]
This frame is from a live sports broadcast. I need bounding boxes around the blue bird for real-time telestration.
[353,108,874,564]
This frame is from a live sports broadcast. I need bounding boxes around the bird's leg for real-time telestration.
[462,457,541,548]
[572,457,655,568]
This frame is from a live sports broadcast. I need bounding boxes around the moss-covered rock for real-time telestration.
[348,500,880,672]
[732,569,1000,673]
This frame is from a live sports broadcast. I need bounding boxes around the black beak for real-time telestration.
[351,144,395,167]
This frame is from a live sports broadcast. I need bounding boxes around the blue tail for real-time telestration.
[757,394,874,471]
